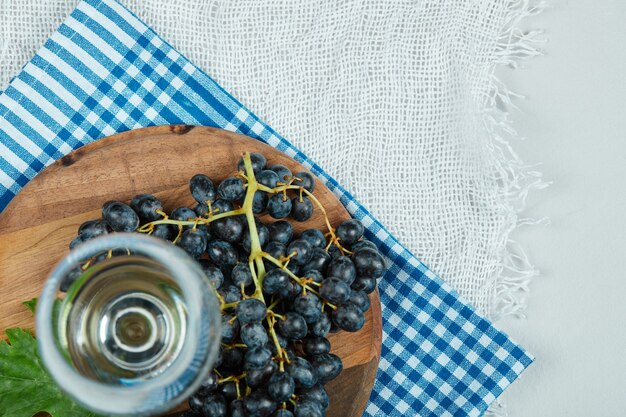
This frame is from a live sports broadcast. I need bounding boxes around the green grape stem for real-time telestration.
[240,154,267,303]
[133,153,345,380]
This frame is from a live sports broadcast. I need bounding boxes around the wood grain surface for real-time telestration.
[0,125,382,417]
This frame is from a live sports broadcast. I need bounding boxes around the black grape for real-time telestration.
[268,220,293,244]
[102,201,139,232]
[335,219,364,246]
[290,196,313,222]
[293,171,315,192]
[189,174,216,204]
[238,152,267,174]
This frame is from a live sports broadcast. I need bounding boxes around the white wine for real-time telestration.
[59,256,187,384]
[38,233,221,416]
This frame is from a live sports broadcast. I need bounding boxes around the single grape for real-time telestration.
[278,312,308,340]
[177,228,208,259]
[293,293,322,325]
[351,247,385,278]
[102,201,139,232]
[171,207,196,222]
[300,269,324,284]
[290,196,313,222]
[236,298,267,324]
[294,400,324,417]
[269,164,292,182]
[350,239,377,252]
[302,337,331,357]
[189,174,216,204]
[246,360,278,388]
[301,248,330,274]
[351,276,377,294]
[212,199,235,214]
[264,241,287,270]
[197,370,219,396]
[319,277,351,305]
[244,346,273,370]
[297,384,330,411]
[199,259,224,289]
[218,177,245,202]
[240,322,269,348]
[268,372,296,402]
[287,357,317,388]
[202,393,227,417]
[244,389,277,417]
[335,219,364,246]
[129,194,163,222]
[221,285,242,304]
[286,239,312,265]
[262,268,290,294]
[151,223,177,241]
[220,381,238,402]
[332,302,365,332]
[220,314,239,343]
[188,393,204,411]
[211,216,244,243]
[77,219,110,240]
[267,194,292,219]
[310,353,343,384]
[231,262,253,288]
[238,152,267,174]
[293,172,315,192]
[207,240,239,266]
[349,289,371,312]
[230,399,247,417]
[268,220,293,244]
[326,256,356,285]
[299,229,325,248]
[253,191,269,214]
[257,170,280,188]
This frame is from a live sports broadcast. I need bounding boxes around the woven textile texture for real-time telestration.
[0,0,543,320]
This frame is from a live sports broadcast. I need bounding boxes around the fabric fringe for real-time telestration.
[483,0,549,325]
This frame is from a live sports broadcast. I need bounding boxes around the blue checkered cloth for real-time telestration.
[0,0,533,415]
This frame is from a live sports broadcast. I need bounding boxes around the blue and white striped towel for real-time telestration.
[0,0,533,415]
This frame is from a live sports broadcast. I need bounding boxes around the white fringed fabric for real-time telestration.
[0,0,545,323]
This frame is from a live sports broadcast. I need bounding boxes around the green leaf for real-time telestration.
[22,298,37,314]
[0,328,101,417]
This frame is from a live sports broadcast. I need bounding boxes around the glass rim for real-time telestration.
[36,232,220,415]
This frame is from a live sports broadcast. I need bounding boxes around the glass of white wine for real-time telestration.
[36,233,221,416]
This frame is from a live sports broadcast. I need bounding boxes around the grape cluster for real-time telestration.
[65,153,386,417]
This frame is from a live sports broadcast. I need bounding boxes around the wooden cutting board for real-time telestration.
[0,125,382,417]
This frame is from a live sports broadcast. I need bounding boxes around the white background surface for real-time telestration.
[496,0,626,415]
